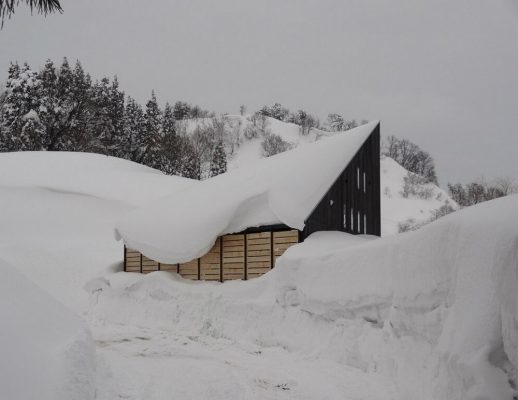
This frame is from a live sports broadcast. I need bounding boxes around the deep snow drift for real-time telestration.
[0,151,510,400]
[0,151,197,206]
[94,195,518,399]
[0,259,95,400]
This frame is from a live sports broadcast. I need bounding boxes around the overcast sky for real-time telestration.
[1,0,517,185]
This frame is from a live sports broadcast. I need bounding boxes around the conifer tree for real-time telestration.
[141,91,162,168]
[180,138,201,180]
[210,140,227,177]
[19,113,45,150]
[162,102,176,137]
[121,96,145,161]
[108,76,125,155]
[0,62,22,151]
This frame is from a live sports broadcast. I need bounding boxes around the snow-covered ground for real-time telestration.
[1,151,515,400]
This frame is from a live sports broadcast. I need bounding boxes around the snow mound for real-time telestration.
[115,121,378,264]
[0,151,197,206]
[0,259,95,400]
[96,195,518,399]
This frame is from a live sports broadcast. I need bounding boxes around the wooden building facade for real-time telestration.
[124,229,299,281]
[123,122,381,281]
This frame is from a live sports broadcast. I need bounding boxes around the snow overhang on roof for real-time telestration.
[115,121,379,264]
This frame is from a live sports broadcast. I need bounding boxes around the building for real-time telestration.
[118,121,380,281]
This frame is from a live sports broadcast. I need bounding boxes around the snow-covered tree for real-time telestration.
[19,111,46,150]
[173,101,191,120]
[162,102,176,137]
[141,91,162,168]
[210,140,227,177]
[0,62,45,151]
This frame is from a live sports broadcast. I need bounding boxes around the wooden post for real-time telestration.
[139,253,143,274]
[270,231,274,268]
[219,238,223,282]
[244,234,248,280]
[123,245,127,272]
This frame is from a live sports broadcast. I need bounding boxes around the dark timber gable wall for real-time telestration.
[302,123,381,238]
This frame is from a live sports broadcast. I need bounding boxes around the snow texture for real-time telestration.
[115,121,378,264]
[96,195,518,400]
[0,259,95,400]
[0,151,197,207]
[0,150,510,400]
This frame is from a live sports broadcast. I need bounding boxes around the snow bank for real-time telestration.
[115,121,378,264]
[94,195,518,399]
[0,259,95,400]
[0,151,197,206]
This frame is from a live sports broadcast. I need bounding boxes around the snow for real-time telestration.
[115,121,379,264]
[0,151,197,207]
[183,115,457,236]
[1,151,515,399]
[0,259,95,400]
[380,156,456,235]
[95,195,518,399]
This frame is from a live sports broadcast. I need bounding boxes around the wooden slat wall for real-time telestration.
[123,230,299,281]
[200,238,221,281]
[273,230,299,266]
[246,232,272,279]
[179,259,198,280]
[222,234,245,281]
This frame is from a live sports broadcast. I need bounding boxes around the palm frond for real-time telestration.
[0,0,63,26]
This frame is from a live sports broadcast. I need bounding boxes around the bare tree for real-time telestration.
[382,135,437,184]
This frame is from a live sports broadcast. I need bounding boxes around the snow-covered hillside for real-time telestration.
[181,115,456,235]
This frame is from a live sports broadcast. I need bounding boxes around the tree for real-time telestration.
[162,102,176,137]
[327,113,345,131]
[120,96,145,161]
[0,62,23,151]
[19,111,45,150]
[1,0,62,26]
[0,62,44,152]
[173,101,191,120]
[261,133,292,157]
[141,91,162,168]
[294,109,316,135]
[448,177,516,208]
[210,141,227,177]
[382,135,437,184]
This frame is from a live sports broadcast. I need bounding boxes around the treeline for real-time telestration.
[0,58,368,179]
[254,102,367,135]
[448,178,516,207]
[0,58,221,179]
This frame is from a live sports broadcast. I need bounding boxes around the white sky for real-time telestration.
[1,0,517,185]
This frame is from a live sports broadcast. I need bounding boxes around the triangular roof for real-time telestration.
[115,121,379,264]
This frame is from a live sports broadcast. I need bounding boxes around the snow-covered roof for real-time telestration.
[115,121,379,264]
